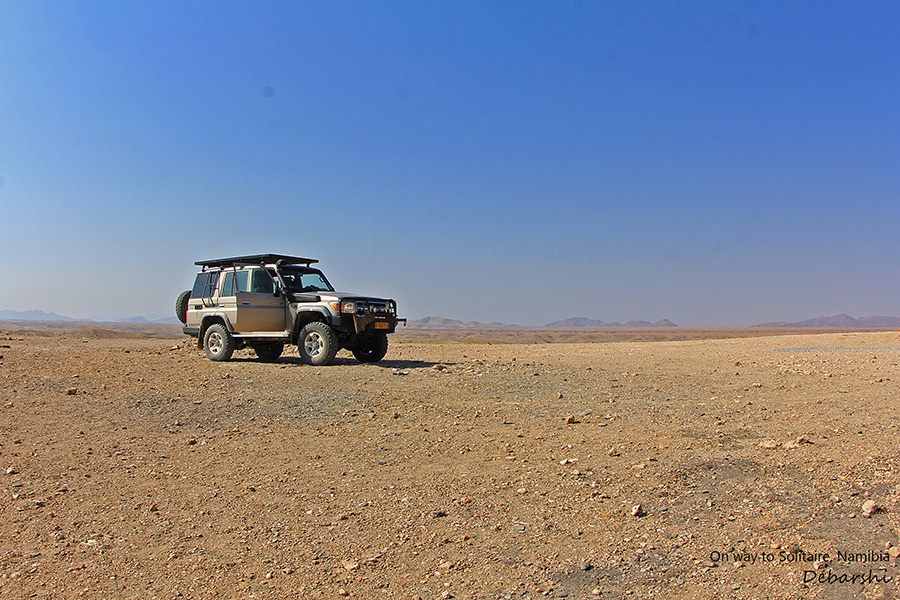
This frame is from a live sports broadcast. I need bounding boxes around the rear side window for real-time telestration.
[191,272,219,299]
[221,269,250,296]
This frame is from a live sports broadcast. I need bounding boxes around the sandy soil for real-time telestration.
[2,327,899,600]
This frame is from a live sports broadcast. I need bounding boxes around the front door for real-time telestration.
[221,268,289,334]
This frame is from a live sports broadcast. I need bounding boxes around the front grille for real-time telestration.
[356,299,396,316]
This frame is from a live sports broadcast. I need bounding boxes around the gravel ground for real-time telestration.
[1,328,899,600]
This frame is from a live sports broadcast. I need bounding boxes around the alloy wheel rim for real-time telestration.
[304,332,323,357]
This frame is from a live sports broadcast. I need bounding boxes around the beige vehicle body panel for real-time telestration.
[186,267,292,337]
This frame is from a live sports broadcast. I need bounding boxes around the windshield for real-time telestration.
[279,267,334,293]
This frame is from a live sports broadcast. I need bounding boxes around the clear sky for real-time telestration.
[1,1,898,326]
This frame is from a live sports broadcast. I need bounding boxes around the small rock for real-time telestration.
[558,392,564,399]
[580,562,593,571]
[758,440,778,449]
[592,588,602,597]
[608,447,621,457]
[341,560,359,571]
[796,435,811,444]
[862,500,879,517]
[814,559,827,569]
[337,588,350,597]
[631,504,645,517]
[5,466,18,475]
[66,388,77,395]
[432,510,448,518]
[888,547,900,559]
[564,415,578,424]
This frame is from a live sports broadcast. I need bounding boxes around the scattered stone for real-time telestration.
[432,364,447,371]
[66,388,77,395]
[341,560,359,571]
[608,447,621,457]
[5,466,18,475]
[432,510,448,518]
[631,504,645,517]
[758,440,778,449]
[580,562,593,571]
[564,415,578,424]
[337,588,350,597]
[888,547,900,560]
[862,500,879,517]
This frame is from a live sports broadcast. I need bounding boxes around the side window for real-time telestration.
[251,269,276,294]
[191,272,219,299]
[221,269,250,296]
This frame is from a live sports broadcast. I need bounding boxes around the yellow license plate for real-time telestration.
[374,321,390,329]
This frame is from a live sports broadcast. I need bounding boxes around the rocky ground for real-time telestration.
[1,327,900,600]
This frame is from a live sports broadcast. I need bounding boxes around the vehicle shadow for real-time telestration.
[228,355,451,370]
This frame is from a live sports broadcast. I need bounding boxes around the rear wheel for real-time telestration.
[203,323,234,361]
[254,342,284,362]
[352,334,388,363]
[175,290,191,324]
[298,322,338,366]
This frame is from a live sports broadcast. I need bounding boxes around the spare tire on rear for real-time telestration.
[175,290,191,324]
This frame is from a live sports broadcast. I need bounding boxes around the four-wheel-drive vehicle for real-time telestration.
[175,254,404,365]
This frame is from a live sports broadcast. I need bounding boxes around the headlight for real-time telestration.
[341,301,357,314]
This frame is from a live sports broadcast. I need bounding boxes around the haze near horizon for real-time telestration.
[1,1,897,326]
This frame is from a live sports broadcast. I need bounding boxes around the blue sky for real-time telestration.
[1,1,898,326]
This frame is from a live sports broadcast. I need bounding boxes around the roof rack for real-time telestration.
[195,254,319,269]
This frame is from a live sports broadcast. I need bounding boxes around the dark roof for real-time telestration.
[195,254,319,268]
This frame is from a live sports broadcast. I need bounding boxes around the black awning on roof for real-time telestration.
[195,254,318,268]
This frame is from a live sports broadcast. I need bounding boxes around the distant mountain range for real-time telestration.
[0,309,179,325]
[406,316,679,329]
[753,314,900,328]
[542,317,678,328]
[3,310,899,330]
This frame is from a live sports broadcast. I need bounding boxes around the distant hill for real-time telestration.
[0,309,78,322]
[544,317,678,328]
[753,314,900,328]
[0,310,181,325]
[406,316,520,330]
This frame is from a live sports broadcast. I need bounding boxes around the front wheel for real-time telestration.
[203,323,234,361]
[298,322,338,366]
[352,334,388,363]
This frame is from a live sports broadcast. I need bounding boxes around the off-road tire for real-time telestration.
[298,322,338,366]
[204,323,235,362]
[352,334,389,363]
[175,290,191,324]
[254,342,284,362]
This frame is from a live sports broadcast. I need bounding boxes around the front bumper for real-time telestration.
[332,298,404,335]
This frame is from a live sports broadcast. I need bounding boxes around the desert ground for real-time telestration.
[2,325,900,600]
